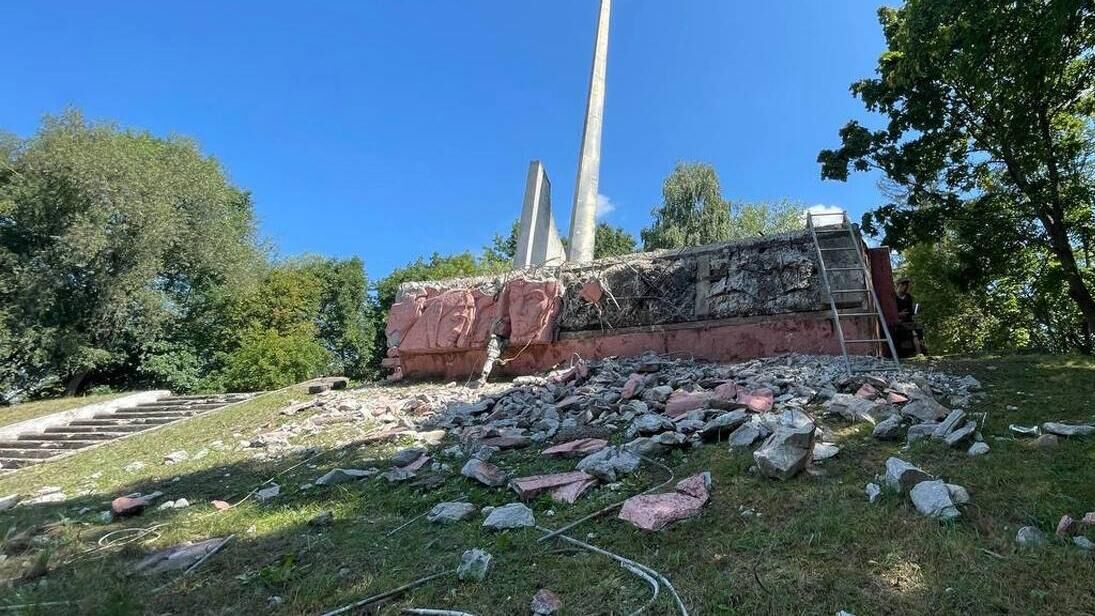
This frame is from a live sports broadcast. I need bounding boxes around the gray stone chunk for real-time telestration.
[943,420,977,447]
[700,410,749,439]
[909,480,960,520]
[906,423,939,443]
[482,503,536,530]
[457,548,493,581]
[865,482,881,504]
[883,457,932,493]
[380,468,416,482]
[1073,536,1095,551]
[967,442,990,456]
[1042,422,1095,437]
[1016,526,1047,548]
[576,446,641,482]
[752,417,815,481]
[872,415,904,440]
[460,459,507,487]
[932,410,967,440]
[627,413,675,438]
[427,501,477,524]
[315,468,375,486]
[727,422,766,449]
[901,397,949,423]
[391,447,426,467]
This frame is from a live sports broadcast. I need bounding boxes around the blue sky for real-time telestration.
[2,1,889,280]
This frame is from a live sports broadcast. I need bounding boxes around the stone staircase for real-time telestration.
[0,393,254,471]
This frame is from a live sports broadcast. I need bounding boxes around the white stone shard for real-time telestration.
[514,161,566,268]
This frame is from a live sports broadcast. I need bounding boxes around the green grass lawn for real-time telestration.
[0,355,1093,615]
[0,393,129,430]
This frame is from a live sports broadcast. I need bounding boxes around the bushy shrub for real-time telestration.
[219,326,330,392]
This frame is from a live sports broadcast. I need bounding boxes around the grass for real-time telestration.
[0,393,129,430]
[0,355,1093,614]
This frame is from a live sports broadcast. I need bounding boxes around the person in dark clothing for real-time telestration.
[894,277,926,356]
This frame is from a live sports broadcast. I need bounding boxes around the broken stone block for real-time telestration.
[163,450,189,465]
[967,442,990,456]
[700,410,749,440]
[645,385,673,403]
[255,484,280,503]
[1074,536,1095,551]
[943,420,977,448]
[542,438,608,458]
[427,501,477,524]
[906,422,938,443]
[872,415,904,440]
[909,480,960,521]
[618,472,711,531]
[827,394,888,423]
[399,454,431,472]
[132,537,230,575]
[901,397,948,423]
[1033,434,1059,449]
[1009,424,1039,437]
[1082,512,1095,527]
[457,548,492,581]
[112,491,163,518]
[551,478,597,504]
[883,457,931,493]
[627,413,675,437]
[315,468,374,486]
[510,471,594,500]
[855,383,879,400]
[1041,422,1095,437]
[1016,526,1047,548]
[379,468,416,482]
[482,503,536,530]
[620,373,645,399]
[932,410,967,440]
[576,446,641,482]
[1056,514,1076,537]
[460,459,507,487]
[478,435,530,450]
[531,588,563,615]
[727,422,766,449]
[737,388,774,413]
[665,390,714,417]
[945,483,970,505]
[812,442,840,461]
[752,415,815,480]
[391,447,426,467]
[865,482,881,504]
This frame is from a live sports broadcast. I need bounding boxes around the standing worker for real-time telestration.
[894,277,926,356]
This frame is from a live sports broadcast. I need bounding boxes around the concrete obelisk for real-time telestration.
[567,0,611,264]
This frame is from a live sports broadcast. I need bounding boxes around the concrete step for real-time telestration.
[44,425,145,435]
[2,439,101,450]
[97,410,196,420]
[0,449,61,459]
[29,431,118,441]
[70,417,174,427]
[133,400,221,408]
[0,458,36,469]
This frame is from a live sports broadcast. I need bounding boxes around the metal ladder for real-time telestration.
[807,210,900,375]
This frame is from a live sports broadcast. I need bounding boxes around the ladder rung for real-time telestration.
[835,312,879,317]
[820,247,857,251]
[845,338,889,343]
[831,289,868,293]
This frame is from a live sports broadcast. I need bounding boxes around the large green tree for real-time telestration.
[642,163,805,250]
[819,0,1095,345]
[0,111,260,398]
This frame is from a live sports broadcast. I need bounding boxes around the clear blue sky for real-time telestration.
[2,1,889,279]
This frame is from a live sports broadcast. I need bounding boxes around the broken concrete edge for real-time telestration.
[0,390,170,441]
[394,227,825,297]
[0,379,320,479]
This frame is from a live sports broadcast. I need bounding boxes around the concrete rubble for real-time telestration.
[132,536,231,575]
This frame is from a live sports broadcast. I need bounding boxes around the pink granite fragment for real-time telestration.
[620,373,645,400]
[887,392,909,404]
[551,478,598,504]
[510,471,595,499]
[618,472,712,531]
[400,455,431,473]
[713,381,738,401]
[737,388,774,413]
[579,279,604,304]
[506,278,561,345]
[1057,514,1076,537]
[542,438,608,458]
[665,390,714,417]
[855,383,879,400]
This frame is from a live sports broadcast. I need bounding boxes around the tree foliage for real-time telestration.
[592,223,637,259]
[0,110,261,398]
[641,163,805,250]
[819,0,1095,349]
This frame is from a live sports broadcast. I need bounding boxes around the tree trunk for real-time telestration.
[1040,212,1095,351]
[64,370,89,397]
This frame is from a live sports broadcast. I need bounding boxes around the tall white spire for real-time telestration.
[567,0,611,264]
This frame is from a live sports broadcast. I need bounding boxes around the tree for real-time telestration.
[818,1,1095,347]
[593,223,637,258]
[642,163,732,250]
[642,163,805,250]
[0,110,261,397]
